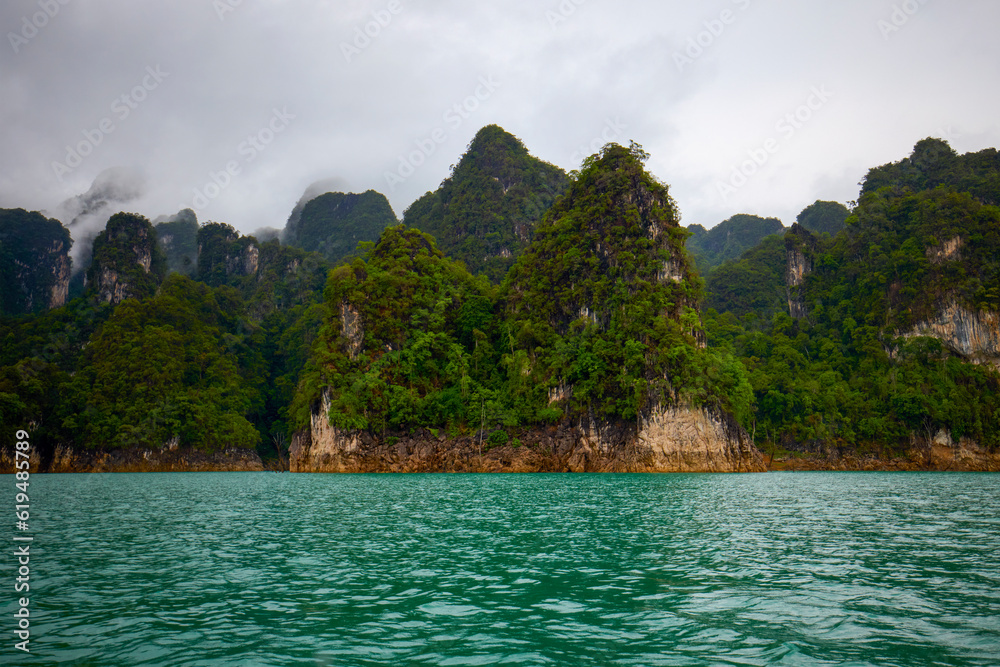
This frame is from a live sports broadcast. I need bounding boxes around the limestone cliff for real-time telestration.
[903,299,1000,366]
[290,394,765,473]
[48,239,71,308]
[86,212,165,304]
[0,209,73,315]
[785,223,816,318]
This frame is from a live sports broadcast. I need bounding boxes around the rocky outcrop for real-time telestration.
[926,236,963,263]
[289,400,766,473]
[658,255,687,282]
[226,243,259,277]
[903,300,1000,366]
[631,406,765,472]
[0,445,266,473]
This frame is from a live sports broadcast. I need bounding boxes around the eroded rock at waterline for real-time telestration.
[290,399,766,473]
[0,444,266,473]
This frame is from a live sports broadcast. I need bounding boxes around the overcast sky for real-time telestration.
[2,0,998,243]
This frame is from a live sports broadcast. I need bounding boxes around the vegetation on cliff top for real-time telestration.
[284,190,397,265]
[686,213,784,274]
[292,226,495,433]
[154,209,199,277]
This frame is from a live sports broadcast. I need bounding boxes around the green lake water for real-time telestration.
[4,472,1000,665]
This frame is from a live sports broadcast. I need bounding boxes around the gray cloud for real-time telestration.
[1,0,997,238]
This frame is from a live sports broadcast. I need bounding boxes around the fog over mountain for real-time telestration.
[1,1,998,235]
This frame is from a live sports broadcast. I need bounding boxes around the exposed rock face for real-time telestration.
[289,401,766,473]
[927,236,963,263]
[903,300,1000,365]
[226,242,259,277]
[96,267,132,305]
[631,407,765,472]
[339,303,363,359]
[48,239,71,308]
[785,223,816,318]
[658,255,686,282]
[0,445,266,473]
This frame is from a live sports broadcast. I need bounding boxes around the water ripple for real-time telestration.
[4,472,1000,665]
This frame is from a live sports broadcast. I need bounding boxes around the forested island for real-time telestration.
[2,126,999,472]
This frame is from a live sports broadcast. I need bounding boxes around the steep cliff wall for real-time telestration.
[903,300,1000,366]
[290,395,766,473]
[785,223,816,318]
[48,239,71,308]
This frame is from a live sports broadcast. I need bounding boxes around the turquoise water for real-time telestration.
[4,472,1000,665]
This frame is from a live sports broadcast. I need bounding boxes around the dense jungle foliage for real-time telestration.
[685,213,784,274]
[702,139,1000,453]
[2,129,999,462]
[292,143,754,437]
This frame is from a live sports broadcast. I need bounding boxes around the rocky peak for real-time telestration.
[401,124,569,282]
